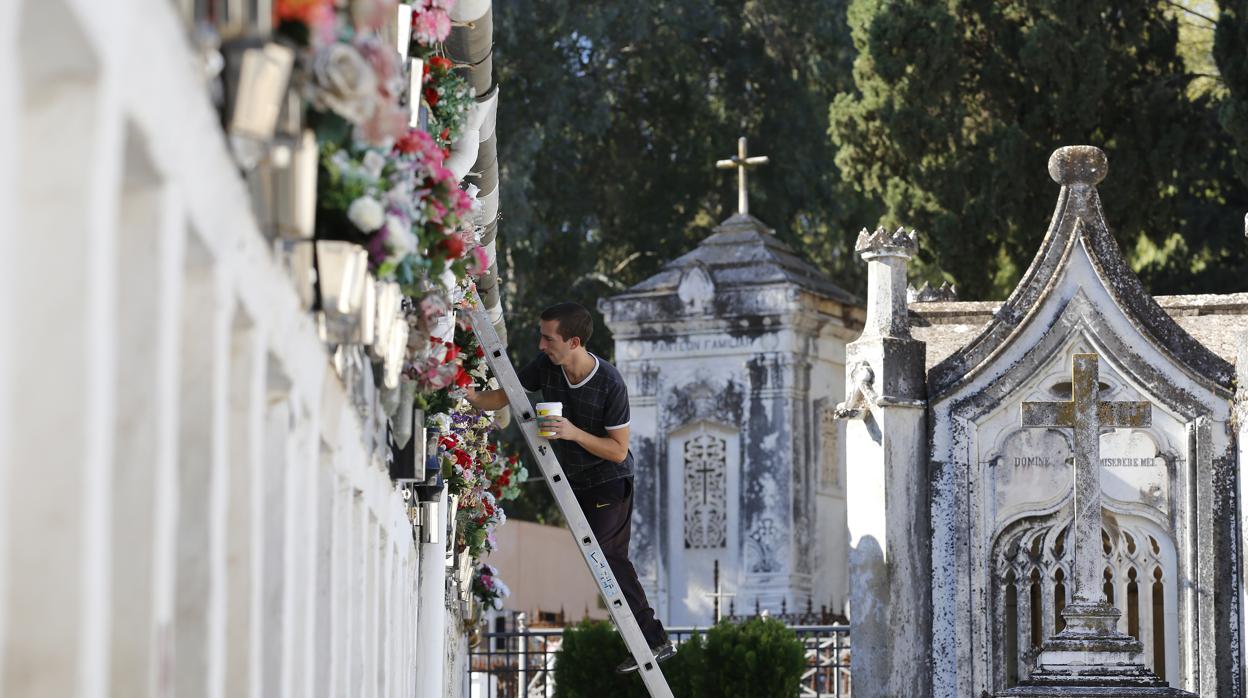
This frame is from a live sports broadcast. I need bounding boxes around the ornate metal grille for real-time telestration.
[818,406,839,489]
[683,434,727,548]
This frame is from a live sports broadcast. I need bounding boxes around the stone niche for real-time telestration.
[601,212,863,627]
[974,342,1188,687]
[919,148,1240,697]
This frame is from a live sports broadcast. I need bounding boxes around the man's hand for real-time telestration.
[537,416,584,442]
[466,386,509,412]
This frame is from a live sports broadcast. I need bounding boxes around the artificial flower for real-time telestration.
[347,196,386,232]
[310,43,378,124]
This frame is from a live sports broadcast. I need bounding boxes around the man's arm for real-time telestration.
[464,385,509,411]
[538,418,630,463]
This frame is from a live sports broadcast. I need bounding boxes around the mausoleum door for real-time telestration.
[665,421,740,627]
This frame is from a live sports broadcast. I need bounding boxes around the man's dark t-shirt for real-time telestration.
[517,353,633,489]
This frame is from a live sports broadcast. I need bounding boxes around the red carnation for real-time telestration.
[443,342,461,363]
[437,235,466,258]
[440,127,450,142]
[423,86,439,107]
[454,366,472,388]
[429,55,453,72]
[475,346,485,358]
[394,129,423,154]
[454,449,472,467]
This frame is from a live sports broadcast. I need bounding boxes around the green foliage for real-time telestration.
[553,618,804,698]
[830,0,1248,299]
[493,0,873,364]
[492,0,875,524]
[701,618,807,696]
[1216,1,1248,184]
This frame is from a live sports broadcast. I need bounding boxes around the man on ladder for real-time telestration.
[466,301,675,673]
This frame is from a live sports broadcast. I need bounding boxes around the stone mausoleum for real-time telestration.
[600,211,863,628]
[839,146,1248,697]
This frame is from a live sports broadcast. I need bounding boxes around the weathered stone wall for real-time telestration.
[604,220,862,626]
[925,151,1241,697]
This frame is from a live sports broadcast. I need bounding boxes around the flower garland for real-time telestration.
[423,56,474,148]
[472,562,511,611]
[274,1,520,610]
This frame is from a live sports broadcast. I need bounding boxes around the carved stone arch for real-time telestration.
[991,506,1180,690]
[951,290,1210,425]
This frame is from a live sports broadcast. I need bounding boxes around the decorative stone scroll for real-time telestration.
[683,434,727,549]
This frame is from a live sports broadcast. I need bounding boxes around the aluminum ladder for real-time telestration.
[464,293,675,698]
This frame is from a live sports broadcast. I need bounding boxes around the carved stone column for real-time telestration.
[836,226,930,698]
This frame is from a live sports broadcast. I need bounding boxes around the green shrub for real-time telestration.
[701,618,806,697]
[553,618,803,698]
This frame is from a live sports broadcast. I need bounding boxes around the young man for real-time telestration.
[465,302,674,673]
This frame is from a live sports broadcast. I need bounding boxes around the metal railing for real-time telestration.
[467,621,850,697]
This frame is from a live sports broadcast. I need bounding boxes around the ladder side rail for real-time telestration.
[463,298,674,698]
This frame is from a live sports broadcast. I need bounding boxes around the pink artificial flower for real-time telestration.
[454,188,475,212]
[355,37,402,96]
[468,244,490,277]
[357,100,409,147]
[429,199,448,224]
[412,7,452,44]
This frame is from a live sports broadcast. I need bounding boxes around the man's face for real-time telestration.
[538,319,578,365]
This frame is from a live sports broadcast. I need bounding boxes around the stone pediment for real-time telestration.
[927,146,1233,400]
[619,213,860,306]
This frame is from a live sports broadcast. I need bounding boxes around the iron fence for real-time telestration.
[466,622,850,697]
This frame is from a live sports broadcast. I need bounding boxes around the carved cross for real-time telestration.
[716,136,769,215]
[704,559,735,624]
[1020,353,1150,607]
[693,461,716,502]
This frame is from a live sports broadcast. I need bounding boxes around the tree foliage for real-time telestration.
[493,0,872,366]
[830,0,1248,299]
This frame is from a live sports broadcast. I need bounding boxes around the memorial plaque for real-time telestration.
[989,427,1074,518]
[1099,428,1170,515]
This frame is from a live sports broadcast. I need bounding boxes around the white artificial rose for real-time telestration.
[439,265,457,292]
[428,412,452,433]
[386,215,418,255]
[362,150,387,179]
[347,196,385,232]
[310,43,378,124]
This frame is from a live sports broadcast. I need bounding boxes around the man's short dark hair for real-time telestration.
[541,302,594,345]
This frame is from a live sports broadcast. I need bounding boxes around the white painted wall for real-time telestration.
[1,0,452,695]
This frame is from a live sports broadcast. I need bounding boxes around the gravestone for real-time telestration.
[600,208,863,627]
[840,146,1244,697]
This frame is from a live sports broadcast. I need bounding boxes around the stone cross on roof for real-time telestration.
[716,136,769,216]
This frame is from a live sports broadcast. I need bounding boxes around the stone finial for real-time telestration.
[910,280,958,303]
[857,226,917,339]
[1048,145,1108,187]
[855,226,918,256]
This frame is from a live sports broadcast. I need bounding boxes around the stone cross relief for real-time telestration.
[1020,353,1150,621]
[715,136,769,216]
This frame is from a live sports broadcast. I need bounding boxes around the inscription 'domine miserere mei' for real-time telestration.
[1010,456,1169,468]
